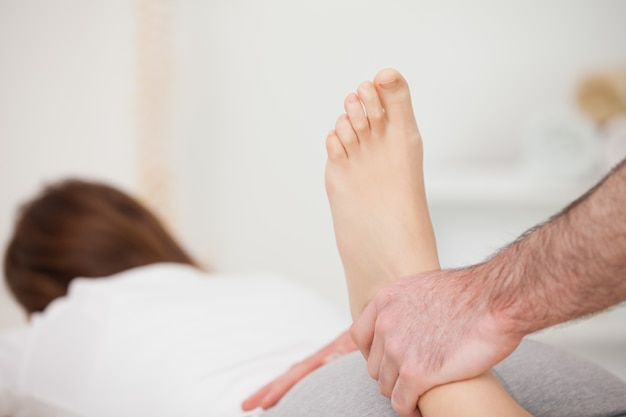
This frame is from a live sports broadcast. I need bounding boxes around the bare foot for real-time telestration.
[325,68,440,318]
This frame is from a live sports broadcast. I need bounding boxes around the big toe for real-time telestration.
[373,68,416,127]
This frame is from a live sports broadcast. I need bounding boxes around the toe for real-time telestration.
[326,130,347,161]
[356,81,386,140]
[335,114,360,157]
[373,68,417,128]
[344,93,371,143]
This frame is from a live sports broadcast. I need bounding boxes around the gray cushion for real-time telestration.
[265,339,626,417]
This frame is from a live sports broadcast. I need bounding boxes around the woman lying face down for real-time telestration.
[4,179,198,315]
[1,179,350,416]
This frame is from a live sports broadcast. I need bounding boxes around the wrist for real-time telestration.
[470,255,536,339]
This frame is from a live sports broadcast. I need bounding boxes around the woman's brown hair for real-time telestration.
[4,179,197,313]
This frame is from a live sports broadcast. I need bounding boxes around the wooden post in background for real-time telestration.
[134,0,177,230]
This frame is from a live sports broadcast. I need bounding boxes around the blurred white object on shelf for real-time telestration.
[604,115,626,170]
[521,107,603,181]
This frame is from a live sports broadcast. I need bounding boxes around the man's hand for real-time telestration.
[350,268,523,417]
[241,330,357,411]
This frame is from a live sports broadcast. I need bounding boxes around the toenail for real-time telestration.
[347,94,359,103]
[378,78,398,89]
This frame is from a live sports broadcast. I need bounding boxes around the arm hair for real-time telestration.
[479,158,626,334]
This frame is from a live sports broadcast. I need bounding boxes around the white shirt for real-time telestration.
[0,264,350,417]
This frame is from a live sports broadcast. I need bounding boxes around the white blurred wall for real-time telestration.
[1,0,625,377]
[172,0,626,301]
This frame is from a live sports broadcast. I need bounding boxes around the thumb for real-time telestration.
[350,301,378,357]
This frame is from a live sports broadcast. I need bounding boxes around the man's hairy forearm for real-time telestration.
[481,158,626,335]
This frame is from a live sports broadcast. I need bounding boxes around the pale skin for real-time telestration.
[243,68,532,417]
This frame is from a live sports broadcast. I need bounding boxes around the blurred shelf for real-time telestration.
[528,305,626,345]
[425,169,601,208]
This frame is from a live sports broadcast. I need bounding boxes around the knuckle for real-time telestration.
[340,132,357,145]
[398,364,420,385]
[373,320,386,335]
[368,109,384,122]
[384,338,404,360]
[349,323,364,346]
[351,118,368,132]
[391,396,413,417]
[378,380,392,397]
[374,316,393,335]
[376,286,395,304]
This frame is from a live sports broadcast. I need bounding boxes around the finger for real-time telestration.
[311,330,354,364]
[350,300,377,357]
[376,344,400,398]
[241,383,272,411]
[391,392,422,417]
[259,362,317,409]
[366,325,385,380]
[390,368,427,417]
[335,329,358,353]
[242,356,324,410]
[322,330,358,363]
[243,330,357,411]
